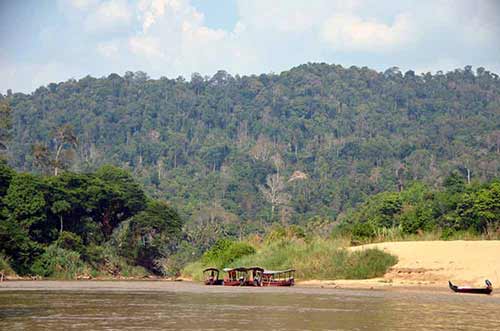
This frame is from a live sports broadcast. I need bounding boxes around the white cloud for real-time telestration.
[321,13,415,52]
[124,0,249,75]
[66,0,99,10]
[84,0,133,32]
[129,36,164,59]
[0,58,74,93]
[2,0,500,93]
[236,0,362,32]
[97,40,120,57]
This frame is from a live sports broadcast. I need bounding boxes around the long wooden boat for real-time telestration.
[222,267,265,286]
[203,268,223,285]
[262,269,295,287]
[223,267,248,286]
[245,267,264,286]
[449,280,492,295]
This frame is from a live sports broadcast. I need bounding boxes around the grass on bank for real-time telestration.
[0,254,16,278]
[183,236,398,281]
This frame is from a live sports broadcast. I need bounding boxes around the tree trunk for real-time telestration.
[54,143,64,176]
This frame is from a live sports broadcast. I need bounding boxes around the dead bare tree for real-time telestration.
[259,174,290,221]
[52,125,77,176]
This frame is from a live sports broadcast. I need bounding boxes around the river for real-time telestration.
[1,281,499,330]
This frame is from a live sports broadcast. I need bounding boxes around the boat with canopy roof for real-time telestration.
[262,269,295,286]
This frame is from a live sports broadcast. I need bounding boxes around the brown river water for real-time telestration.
[1,281,499,330]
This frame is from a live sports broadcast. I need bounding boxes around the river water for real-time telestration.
[1,281,499,330]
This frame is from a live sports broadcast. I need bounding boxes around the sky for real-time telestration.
[1,0,499,94]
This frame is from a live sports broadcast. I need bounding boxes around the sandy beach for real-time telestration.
[301,240,500,289]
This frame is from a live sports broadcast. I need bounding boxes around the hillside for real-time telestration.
[3,63,500,236]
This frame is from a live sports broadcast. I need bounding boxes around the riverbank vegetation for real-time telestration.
[1,156,498,280]
[0,161,182,279]
[336,174,500,244]
[183,228,398,281]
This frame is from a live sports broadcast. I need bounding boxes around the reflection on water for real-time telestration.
[1,286,499,331]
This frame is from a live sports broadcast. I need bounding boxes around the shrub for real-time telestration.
[346,248,398,279]
[56,231,84,253]
[31,245,86,279]
[201,239,255,268]
[83,244,106,267]
[0,254,16,277]
[350,222,375,245]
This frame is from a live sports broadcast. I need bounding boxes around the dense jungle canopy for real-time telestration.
[2,63,499,237]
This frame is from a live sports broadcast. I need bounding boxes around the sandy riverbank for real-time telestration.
[301,240,500,290]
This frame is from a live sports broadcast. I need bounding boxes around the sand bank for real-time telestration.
[301,240,500,289]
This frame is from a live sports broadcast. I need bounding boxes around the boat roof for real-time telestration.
[246,266,264,271]
[223,267,248,272]
[263,269,296,274]
[222,266,264,272]
[203,267,220,272]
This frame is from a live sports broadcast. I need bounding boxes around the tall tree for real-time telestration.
[52,125,77,176]
[0,101,11,159]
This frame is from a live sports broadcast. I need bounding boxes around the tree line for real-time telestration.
[0,161,182,277]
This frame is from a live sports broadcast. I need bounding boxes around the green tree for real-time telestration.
[120,200,183,274]
[0,101,11,159]
[51,200,71,235]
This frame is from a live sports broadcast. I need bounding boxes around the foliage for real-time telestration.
[4,64,499,232]
[0,163,183,277]
[0,101,11,159]
[346,249,398,279]
[200,239,256,268]
[339,177,500,240]
[184,236,397,281]
[31,244,86,279]
[0,254,16,277]
[56,231,84,253]
[117,200,183,274]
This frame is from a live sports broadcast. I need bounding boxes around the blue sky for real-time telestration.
[1,0,499,93]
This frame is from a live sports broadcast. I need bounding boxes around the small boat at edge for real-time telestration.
[203,267,224,285]
[448,280,493,295]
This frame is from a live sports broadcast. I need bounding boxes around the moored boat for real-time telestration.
[222,267,265,286]
[448,280,492,294]
[262,269,295,286]
[245,267,264,286]
[223,267,248,286]
[203,267,223,285]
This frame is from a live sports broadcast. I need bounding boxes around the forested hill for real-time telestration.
[3,63,500,232]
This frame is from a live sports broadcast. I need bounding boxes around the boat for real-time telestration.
[223,267,249,286]
[448,280,492,294]
[245,267,264,286]
[221,267,265,286]
[262,269,295,286]
[203,267,223,285]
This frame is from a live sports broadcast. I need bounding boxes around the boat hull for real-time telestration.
[449,281,492,295]
[204,279,223,286]
[262,280,294,287]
